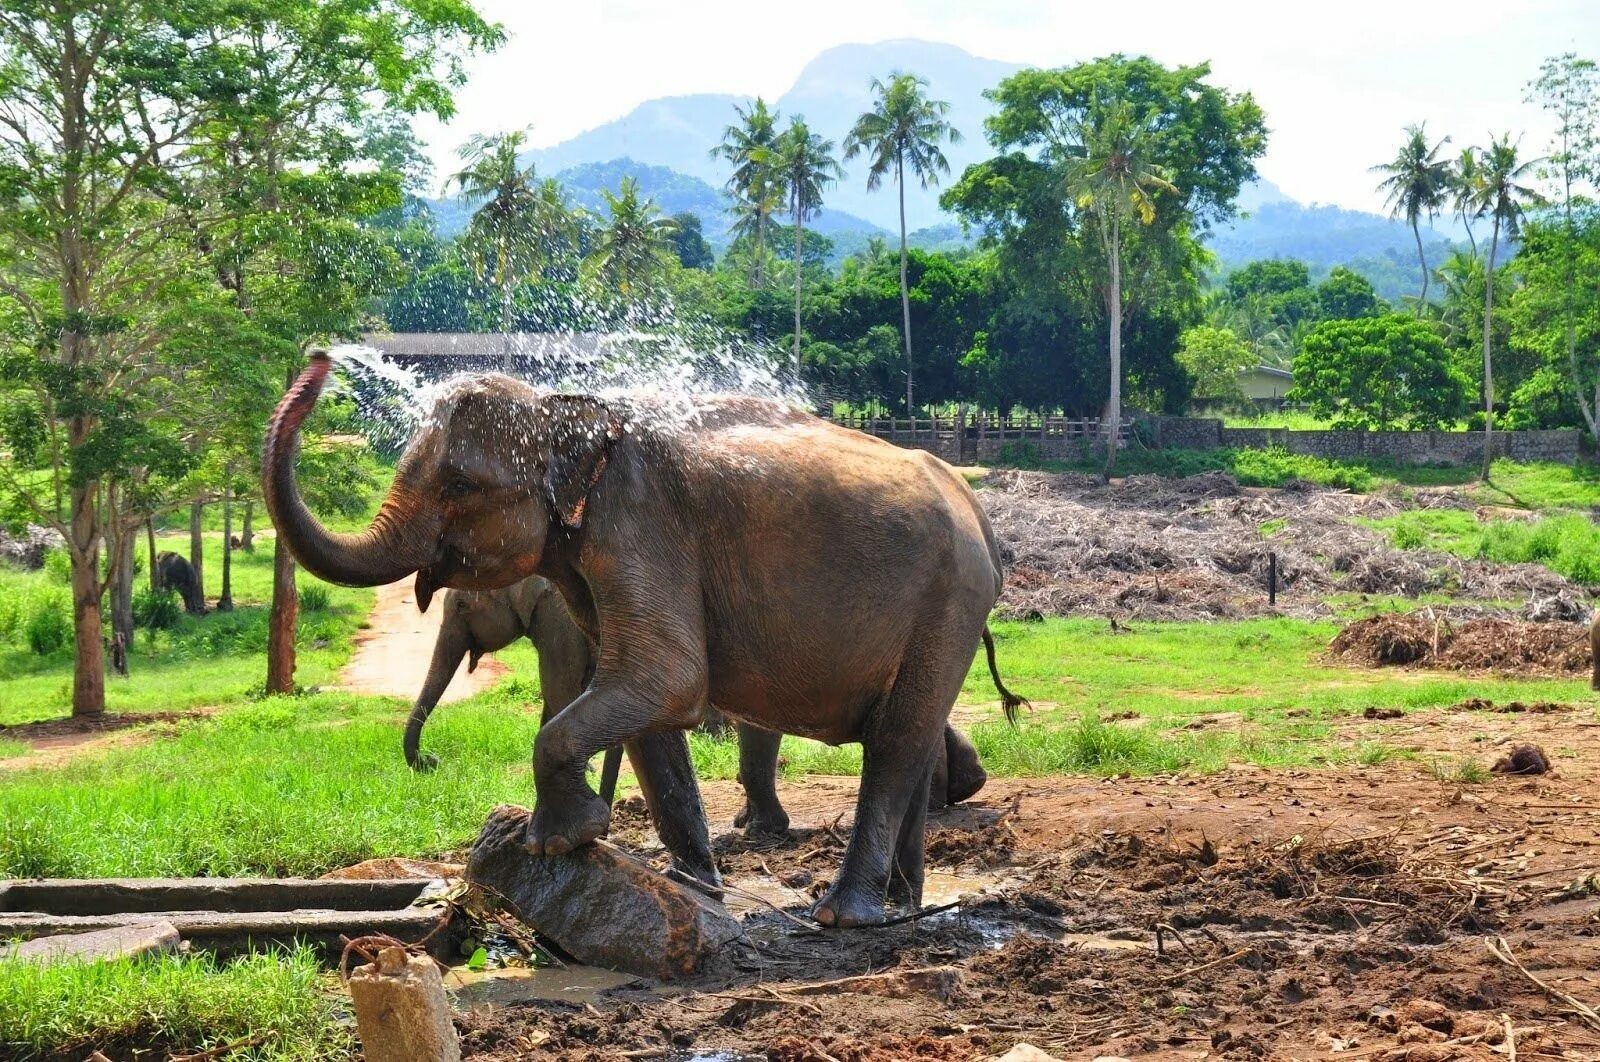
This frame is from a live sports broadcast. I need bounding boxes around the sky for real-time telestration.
[412,0,1600,214]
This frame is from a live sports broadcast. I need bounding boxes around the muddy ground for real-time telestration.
[450,702,1600,1061]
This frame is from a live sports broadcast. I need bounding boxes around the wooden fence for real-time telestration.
[829,413,1131,464]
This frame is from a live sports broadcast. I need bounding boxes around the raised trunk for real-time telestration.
[1480,226,1500,475]
[1104,218,1123,483]
[218,481,234,612]
[261,354,439,588]
[405,619,472,770]
[188,500,205,610]
[241,500,254,551]
[897,154,913,415]
[1412,219,1430,315]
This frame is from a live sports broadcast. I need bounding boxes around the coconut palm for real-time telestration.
[585,176,678,319]
[1371,124,1452,313]
[712,98,782,287]
[1061,98,1177,479]
[843,73,962,413]
[772,116,843,379]
[449,130,577,360]
[1469,135,1542,478]
[1451,147,1484,254]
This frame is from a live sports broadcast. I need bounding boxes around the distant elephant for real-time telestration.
[405,575,990,843]
[156,551,206,614]
[264,354,1024,926]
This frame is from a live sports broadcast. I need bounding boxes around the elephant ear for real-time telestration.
[541,395,623,531]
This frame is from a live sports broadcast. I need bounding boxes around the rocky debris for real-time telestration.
[6,920,179,963]
[466,804,742,980]
[0,525,62,570]
[348,945,461,1062]
[1330,613,1589,673]
[1492,744,1551,775]
[1524,591,1590,623]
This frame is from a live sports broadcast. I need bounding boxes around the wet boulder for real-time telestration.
[466,804,742,980]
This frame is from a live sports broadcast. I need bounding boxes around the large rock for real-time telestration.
[466,804,742,980]
[7,920,180,963]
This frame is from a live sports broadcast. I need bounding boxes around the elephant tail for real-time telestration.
[982,625,1029,725]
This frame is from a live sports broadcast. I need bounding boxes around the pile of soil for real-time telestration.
[1330,613,1591,673]
[978,470,1581,622]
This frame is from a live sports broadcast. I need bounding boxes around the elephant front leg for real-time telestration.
[733,723,789,838]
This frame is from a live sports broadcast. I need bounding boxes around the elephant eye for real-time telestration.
[443,474,475,499]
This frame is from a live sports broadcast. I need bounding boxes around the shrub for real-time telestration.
[133,586,181,630]
[24,599,70,655]
[42,549,71,585]
[297,582,330,613]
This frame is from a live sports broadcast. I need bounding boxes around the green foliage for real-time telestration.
[1177,324,1255,399]
[23,600,70,656]
[1375,509,1600,585]
[1316,266,1386,319]
[0,947,349,1061]
[1290,314,1469,429]
[297,583,331,613]
[132,587,181,631]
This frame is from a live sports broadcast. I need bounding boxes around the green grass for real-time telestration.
[0,947,350,1061]
[3,617,1591,879]
[0,533,371,726]
[1220,410,1344,430]
[1371,509,1600,585]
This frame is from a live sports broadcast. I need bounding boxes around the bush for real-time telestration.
[42,549,70,585]
[297,582,330,613]
[133,586,181,630]
[24,599,70,655]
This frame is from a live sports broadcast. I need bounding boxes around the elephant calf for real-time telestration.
[406,575,990,842]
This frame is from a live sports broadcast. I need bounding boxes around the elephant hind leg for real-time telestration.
[734,723,789,838]
[626,730,719,888]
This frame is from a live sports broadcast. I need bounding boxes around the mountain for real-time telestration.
[524,39,1024,233]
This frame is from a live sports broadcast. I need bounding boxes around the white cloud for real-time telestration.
[414,0,1598,212]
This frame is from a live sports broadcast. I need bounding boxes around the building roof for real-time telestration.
[1243,364,1295,380]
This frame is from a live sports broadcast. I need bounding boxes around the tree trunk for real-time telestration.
[793,201,804,382]
[1481,216,1501,481]
[266,369,299,694]
[68,481,106,717]
[1412,219,1429,315]
[1104,216,1123,483]
[147,519,159,589]
[189,500,205,610]
[241,500,254,552]
[218,480,234,612]
[897,155,913,415]
[110,520,134,677]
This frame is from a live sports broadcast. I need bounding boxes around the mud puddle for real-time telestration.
[444,963,639,1007]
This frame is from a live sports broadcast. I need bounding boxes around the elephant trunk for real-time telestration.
[262,352,439,588]
[405,616,472,770]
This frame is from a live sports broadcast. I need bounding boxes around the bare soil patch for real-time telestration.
[453,708,1600,1060]
[980,471,1580,621]
[1330,613,1591,674]
[0,710,212,771]
[341,577,508,700]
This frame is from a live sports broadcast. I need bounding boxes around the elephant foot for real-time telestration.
[812,879,887,928]
[733,801,790,839]
[408,752,440,773]
[943,761,987,806]
[887,870,924,909]
[673,856,723,892]
[523,789,610,856]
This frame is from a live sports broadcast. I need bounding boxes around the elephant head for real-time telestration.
[262,352,623,608]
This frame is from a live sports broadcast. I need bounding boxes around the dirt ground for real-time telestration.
[454,702,1600,1061]
[339,576,508,700]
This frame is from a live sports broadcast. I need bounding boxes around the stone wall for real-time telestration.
[1212,426,1580,465]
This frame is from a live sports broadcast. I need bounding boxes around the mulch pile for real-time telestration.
[1329,612,1591,673]
[978,470,1580,622]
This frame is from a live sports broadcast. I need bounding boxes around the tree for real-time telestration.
[669,212,715,270]
[843,73,962,412]
[1289,315,1470,430]
[1527,54,1599,441]
[1452,148,1485,254]
[1061,98,1177,477]
[449,130,576,350]
[1468,135,1541,476]
[1316,267,1385,320]
[584,177,678,315]
[1372,124,1452,312]
[1176,325,1255,402]
[772,117,842,378]
[712,99,781,287]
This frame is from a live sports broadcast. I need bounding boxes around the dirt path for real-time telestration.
[340,578,507,701]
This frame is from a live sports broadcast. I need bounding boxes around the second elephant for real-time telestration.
[406,575,989,837]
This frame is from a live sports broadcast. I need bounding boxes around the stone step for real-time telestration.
[0,877,435,915]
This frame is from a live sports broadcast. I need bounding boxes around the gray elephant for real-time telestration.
[263,355,1024,925]
[155,551,206,614]
[404,575,991,839]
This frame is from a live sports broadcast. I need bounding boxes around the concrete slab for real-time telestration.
[7,920,180,963]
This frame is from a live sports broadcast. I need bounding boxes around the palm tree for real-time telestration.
[585,176,678,320]
[772,116,842,379]
[1061,98,1177,480]
[843,73,961,413]
[449,130,577,361]
[712,98,781,287]
[1371,124,1452,313]
[1469,134,1541,478]
[1451,147,1484,254]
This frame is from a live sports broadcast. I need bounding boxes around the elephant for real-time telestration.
[156,551,206,614]
[404,575,991,839]
[263,353,1024,926]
